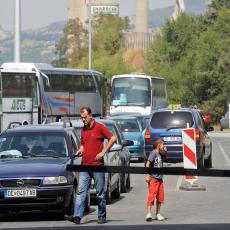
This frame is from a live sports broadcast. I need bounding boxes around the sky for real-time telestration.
[0,0,174,31]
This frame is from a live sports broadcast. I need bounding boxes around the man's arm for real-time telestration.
[95,135,117,160]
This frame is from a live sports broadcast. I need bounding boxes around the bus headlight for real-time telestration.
[43,176,67,185]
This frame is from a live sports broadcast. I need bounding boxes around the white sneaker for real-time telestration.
[156,213,165,221]
[145,213,152,222]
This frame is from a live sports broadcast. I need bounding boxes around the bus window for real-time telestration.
[2,73,35,97]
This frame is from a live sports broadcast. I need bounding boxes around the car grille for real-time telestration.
[0,179,41,187]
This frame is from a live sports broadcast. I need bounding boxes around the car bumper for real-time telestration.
[128,146,145,159]
[0,185,73,211]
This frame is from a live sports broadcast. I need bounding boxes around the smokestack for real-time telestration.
[135,0,149,33]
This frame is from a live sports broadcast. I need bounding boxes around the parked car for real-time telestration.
[145,108,213,168]
[109,115,145,162]
[0,122,90,215]
[198,110,212,127]
[220,112,229,131]
[69,119,132,204]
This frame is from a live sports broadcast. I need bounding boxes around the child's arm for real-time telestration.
[145,160,151,183]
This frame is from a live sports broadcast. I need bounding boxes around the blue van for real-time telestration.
[144,108,213,168]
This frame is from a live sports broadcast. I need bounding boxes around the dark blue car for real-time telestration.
[144,108,213,168]
[0,124,89,215]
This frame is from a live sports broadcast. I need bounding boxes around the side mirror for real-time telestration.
[110,143,122,152]
[122,140,134,147]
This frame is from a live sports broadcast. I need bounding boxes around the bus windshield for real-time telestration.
[111,77,151,106]
[2,73,35,97]
[44,73,96,92]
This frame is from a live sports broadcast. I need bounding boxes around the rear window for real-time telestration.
[150,111,194,129]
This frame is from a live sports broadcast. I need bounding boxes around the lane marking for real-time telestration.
[217,141,230,169]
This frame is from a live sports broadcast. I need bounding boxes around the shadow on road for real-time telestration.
[0,224,230,230]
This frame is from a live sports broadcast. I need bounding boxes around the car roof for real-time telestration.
[2,124,71,135]
[108,115,139,120]
[152,107,196,113]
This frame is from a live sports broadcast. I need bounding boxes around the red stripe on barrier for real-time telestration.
[185,129,195,141]
[184,144,196,166]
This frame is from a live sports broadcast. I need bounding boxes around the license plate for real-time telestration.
[4,189,37,198]
[163,136,181,142]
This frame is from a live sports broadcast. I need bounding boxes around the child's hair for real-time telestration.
[152,138,164,149]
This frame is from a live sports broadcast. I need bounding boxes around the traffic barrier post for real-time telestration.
[180,128,206,191]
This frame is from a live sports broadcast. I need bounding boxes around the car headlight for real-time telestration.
[43,176,67,185]
[133,140,141,145]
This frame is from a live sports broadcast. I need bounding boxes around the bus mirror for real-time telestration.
[46,78,50,87]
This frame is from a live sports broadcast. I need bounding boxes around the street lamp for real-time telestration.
[14,0,21,62]
[87,1,92,70]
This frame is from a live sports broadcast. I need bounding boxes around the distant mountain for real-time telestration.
[0,21,65,64]
[0,0,208,64]
[149,0,207,28]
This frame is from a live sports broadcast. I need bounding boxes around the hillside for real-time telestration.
[0,0,207,64]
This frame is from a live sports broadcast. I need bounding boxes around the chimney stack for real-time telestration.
[135,0,149,33]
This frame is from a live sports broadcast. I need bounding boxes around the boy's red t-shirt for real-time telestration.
[81,121,113,166]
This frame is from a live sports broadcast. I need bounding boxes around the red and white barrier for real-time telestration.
[182,128,198,185]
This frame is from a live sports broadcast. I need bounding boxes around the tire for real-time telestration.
[197,152,205,169]
[65,185,76,215]
[204,151,212,168]
[106,176,112,205]
[120,174,127,193]
[126,173,131,190]
[112,177,121,199]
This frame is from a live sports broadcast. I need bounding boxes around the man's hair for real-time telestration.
[152,138,164,149]
[80,106,92,115]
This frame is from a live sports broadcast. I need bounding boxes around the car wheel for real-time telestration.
[120,174,127,193]
[126,173,131,190]
[204,145,212,168]
[197,151,205,169]
[65,185,76,215]
[106,176,112,205]
[112,177,121,199]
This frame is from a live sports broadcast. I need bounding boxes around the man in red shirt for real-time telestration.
[65,106,116,224]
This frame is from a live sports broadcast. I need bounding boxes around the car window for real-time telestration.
[105,124,119,144]
[0,132,68,158]
[150,111,194,129]
[114,119,140,132]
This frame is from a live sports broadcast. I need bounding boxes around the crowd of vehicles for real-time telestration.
[0,62,216,217]
[0,62,107,132]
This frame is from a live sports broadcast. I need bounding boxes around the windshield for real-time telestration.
[111,77,151,106]
[0,132,68,158]
[2,73,36,97]
[150,111,194,129]
[113,119,140,132]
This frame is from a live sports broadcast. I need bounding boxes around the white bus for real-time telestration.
[0,63,107,132]
[110,74,167,115]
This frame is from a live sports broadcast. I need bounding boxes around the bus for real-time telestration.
[0,62,107,132]
[110,74,167,115]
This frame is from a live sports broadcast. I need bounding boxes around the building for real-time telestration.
[68,0,119,26]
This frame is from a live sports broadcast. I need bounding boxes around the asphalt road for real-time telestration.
[0,131,230,230]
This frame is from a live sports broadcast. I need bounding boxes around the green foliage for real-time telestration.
[146,0,230,122]
[53,14,130,78]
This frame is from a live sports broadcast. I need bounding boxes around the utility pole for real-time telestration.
[14,0,21,62]
[87,1,92,70]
